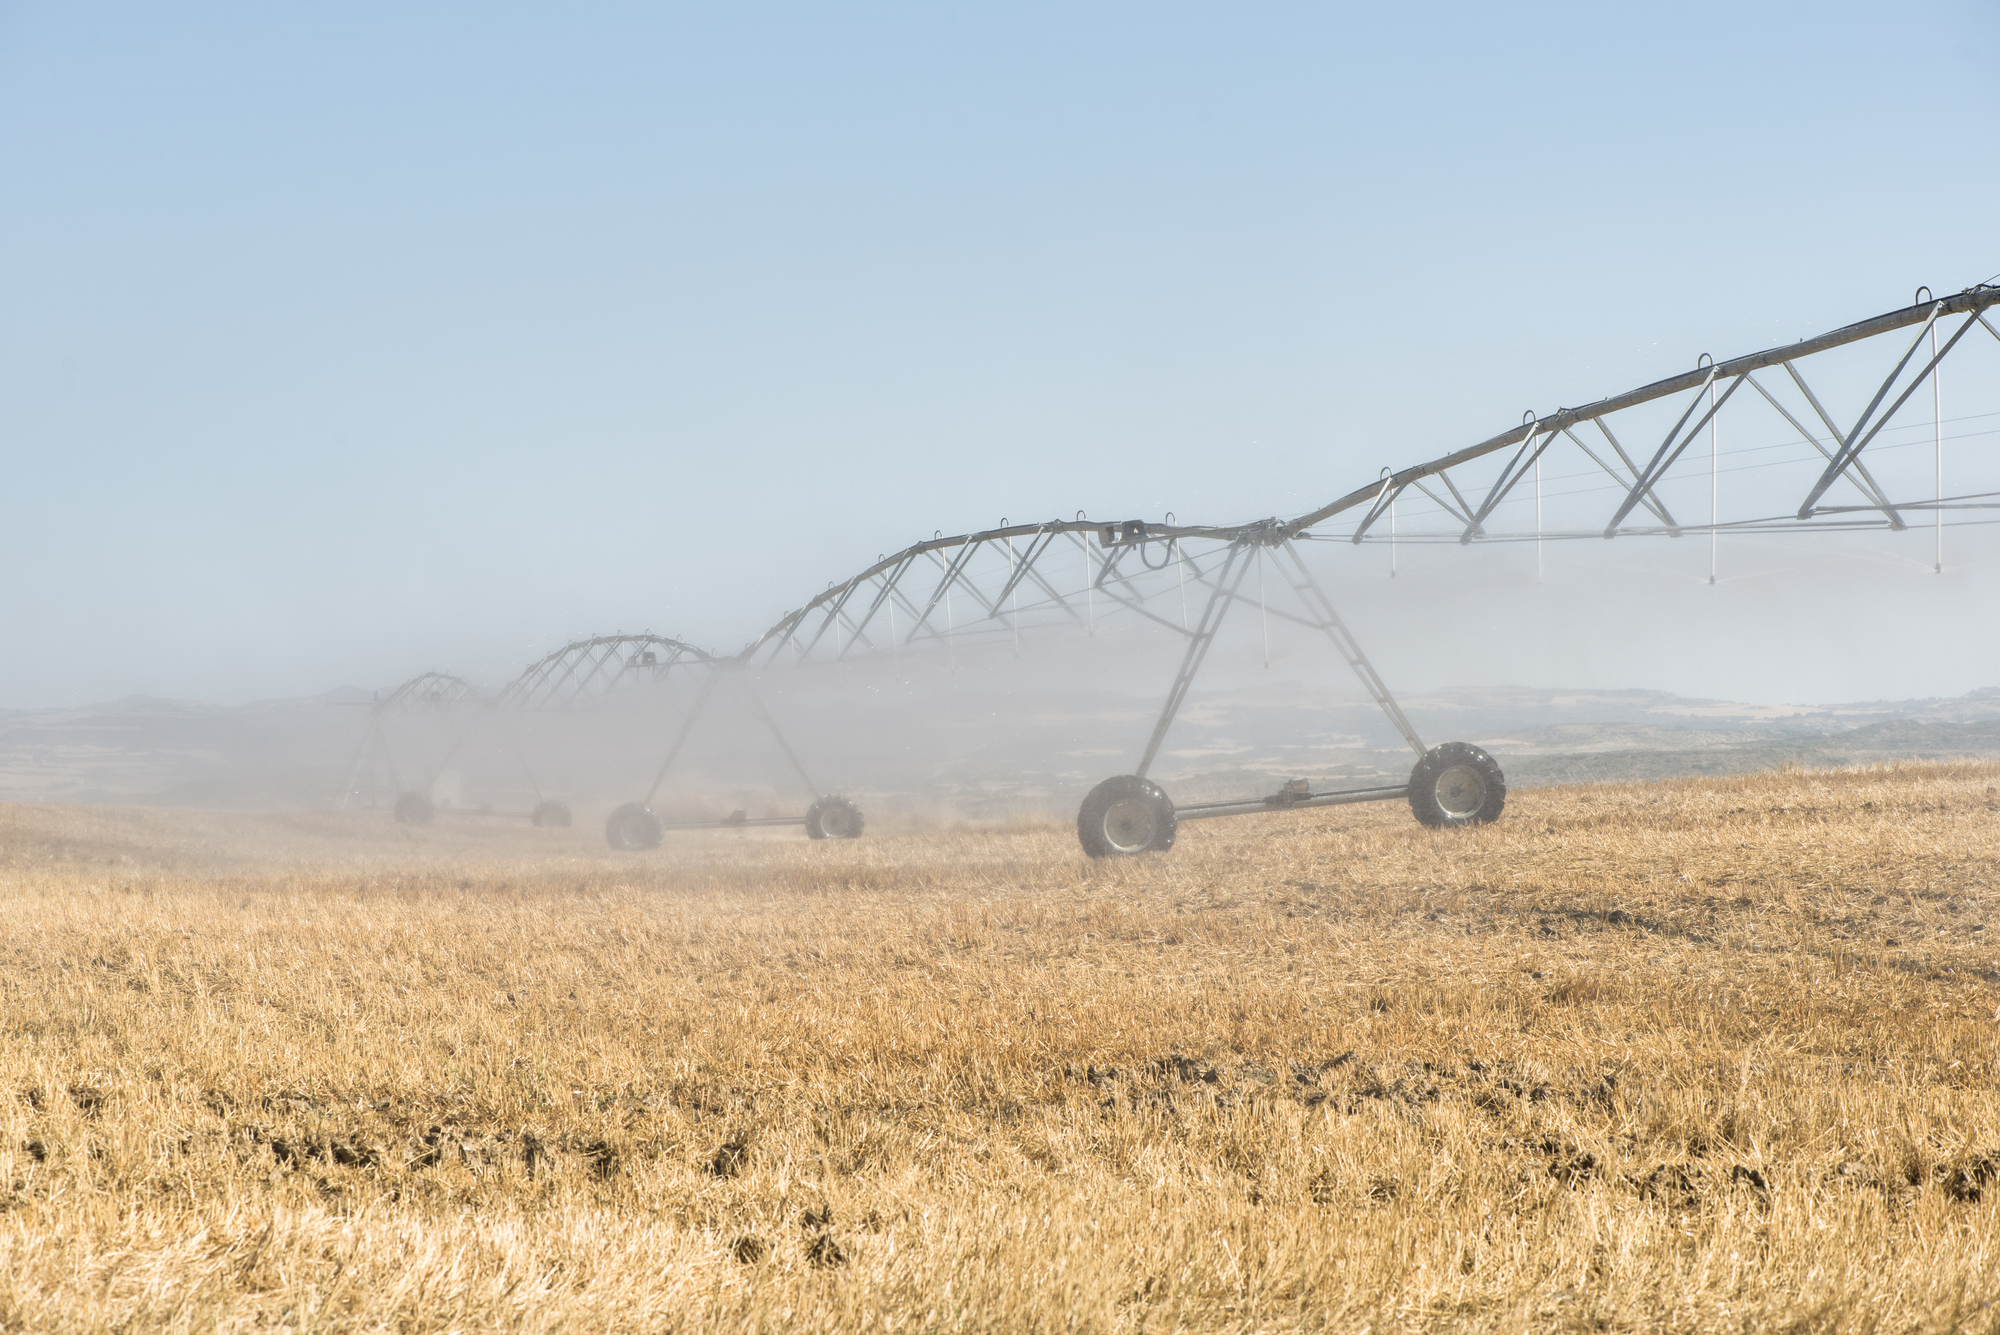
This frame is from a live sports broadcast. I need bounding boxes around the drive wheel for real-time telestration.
[1408,742,1506,828]
[393,792,434,825]
[805,795,864,840]
[605,802,664,850]
[531,800,572,828]
[1076,775,1177,858]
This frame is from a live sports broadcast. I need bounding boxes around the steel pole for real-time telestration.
[643,668,725,806]
[1135,539,1257,778]
[739,678,821,799]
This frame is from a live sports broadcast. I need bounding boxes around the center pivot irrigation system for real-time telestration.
[593,654,867,851]
[356,282,2000,856]
[341,634,870,845]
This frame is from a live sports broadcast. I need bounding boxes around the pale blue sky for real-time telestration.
[3,2,1997,706]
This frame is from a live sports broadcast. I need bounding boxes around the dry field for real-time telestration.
[0,762,1997,1333]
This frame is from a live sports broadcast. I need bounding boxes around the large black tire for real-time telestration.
[531,800,572,829]
[1076,775,1177,858]
[1408,742,1506,828]
[605,802,664,850]
[804,795,864,840]
[393,792,434,825]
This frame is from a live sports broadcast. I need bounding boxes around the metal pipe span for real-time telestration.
[1280,285,2000,540]
[731,285,2000,664]
[1172,784,1411,821]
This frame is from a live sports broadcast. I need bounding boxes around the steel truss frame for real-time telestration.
[337,636,862,841]
[730,285,2000,686]
[620,665,834,831]
[357,284,2000,849]
[336,672,474,810]
[499,633,859,840]
[1305,284,2000,547]
[337,670,577,824]
[499,634,715,710]
[707,283,2000,848]
[1125,526,1432,825]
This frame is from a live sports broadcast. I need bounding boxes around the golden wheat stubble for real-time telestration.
[0,762,1994,1330]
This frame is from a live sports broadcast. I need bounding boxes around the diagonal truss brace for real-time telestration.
[1604,366,1742,535]
[1797,306,1982,517]
[643,668,725,805]
[1079,532,1198,639]
[1136,539,1259,778]
[992,528,1088,626]
[794,577,869,662]
[1743,369,1902,527]
[989,528,1060,612]
[636,666,828,805]
[737,678,821,798]
[902,540,988,640]
[335,716,408,809]
[1135,534,1427,779]
[1274,542,1427,757]
[1459,425,1557,545]
[836,552,919,660]
[1347,477,1407,544]
[1578,418,1679,531]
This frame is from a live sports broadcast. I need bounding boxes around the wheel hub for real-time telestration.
[1432,764,1487,819]
[1101,797,1159,853]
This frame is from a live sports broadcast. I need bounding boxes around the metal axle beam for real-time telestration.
[657,813,809,831]
[1173,783,1410,821]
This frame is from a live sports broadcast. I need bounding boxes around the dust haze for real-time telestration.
[9,523,2000,830]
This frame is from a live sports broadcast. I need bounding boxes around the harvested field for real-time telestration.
[0,762,1996,1332]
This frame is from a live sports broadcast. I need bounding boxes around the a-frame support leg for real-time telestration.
[1135,538,1259,779]
[336,717,406,810]
[738,678,822,799]
[642,667,725,806]
[1276,540,1427,758]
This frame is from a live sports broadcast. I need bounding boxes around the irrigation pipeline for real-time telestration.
[735,283,2000,664]
[369,282,2000,707]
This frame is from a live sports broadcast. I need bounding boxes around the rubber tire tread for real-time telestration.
[1076,774,1177,858]
[805,795,865,840]
[605,802,664,850]
[393,792,434,825]
[1407,742,1507,828]
[531,800,572,828]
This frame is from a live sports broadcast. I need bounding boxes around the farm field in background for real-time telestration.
[0,763,1996,1332]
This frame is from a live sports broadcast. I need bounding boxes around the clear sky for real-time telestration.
[3,1,1997,708]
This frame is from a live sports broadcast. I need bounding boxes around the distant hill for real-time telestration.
[0,691,373,809]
